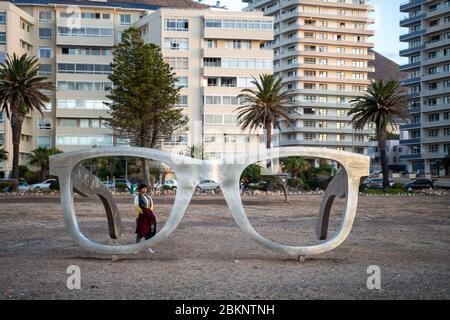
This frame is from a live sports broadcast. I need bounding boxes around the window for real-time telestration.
[164,19,189,31]
[429,113,440,122]
[58,81,112,92]
[164,38,188,51]
[177,95,188,106]
[39,11,52,22]
[58,63,112,74]
[429,145,439,153]
[429,129,439,137]
[165,57,189,70]
[39,28,52,39]
[0,11,6,25]
[60,119,78,128]
[119,14,131,26]
[39,47,52,58]
[58,27,113,37]
[38,118,52,130]
[0,32,6,44]
[57,100,110,110]
[176,77,188,88]
[37,136,52,148]
[39,64,52,76]
[56,135,113,146]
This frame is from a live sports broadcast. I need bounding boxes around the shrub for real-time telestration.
[24,171,41,184]
[115,182,128,191]
[360,183,409,195]
[0,181,13,192]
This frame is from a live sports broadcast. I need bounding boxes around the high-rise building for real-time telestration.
[243,0,376,155]
[399,0,450,177]
[0,0,273,178]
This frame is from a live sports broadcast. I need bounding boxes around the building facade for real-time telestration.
[399,0,450,177]
[136,8,273,159]
[0,0,274,178]
[368,140,407,173]
[244,0,375,154]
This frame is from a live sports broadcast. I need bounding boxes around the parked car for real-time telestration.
[30,179,57,191]
[155,179,178,191]
[102,179,131,190]
[362,178,395,189]
[248,181,269,191]
[103,181,115,190]
[405,179,434,190]
[196,180,220,193]
[0,179,30,193]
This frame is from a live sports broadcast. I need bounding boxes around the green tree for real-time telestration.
[0,147,7,162]
[0,53,54,190]
[106,28,187,184]
[349,80,410,188]
[240,164,262,182]
[236,74,295,150]
[28,147,62,181]
[282,156,310,179]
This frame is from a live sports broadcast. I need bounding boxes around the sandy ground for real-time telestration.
[0,193,449,300]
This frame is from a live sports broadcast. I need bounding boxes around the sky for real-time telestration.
[203,0,408,65]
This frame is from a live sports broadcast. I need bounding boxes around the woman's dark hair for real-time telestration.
[138,183,147,191]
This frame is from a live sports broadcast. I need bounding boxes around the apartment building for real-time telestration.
[368,140,407,173]
[0,0,273,178]
[244,0,375,155]
[0,1,36,178]
[136,8,273,159]
[399,0,450,177]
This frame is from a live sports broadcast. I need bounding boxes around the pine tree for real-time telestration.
[106,28,187,184]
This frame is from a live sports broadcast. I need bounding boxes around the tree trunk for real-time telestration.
[266,122,289,202]
[265,123,272,150]
[377,129,390,189]
[10,113,23,191]
[40,163,47,181]
[142,159,151,187]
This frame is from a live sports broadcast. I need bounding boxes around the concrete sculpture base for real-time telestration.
[50,147,369,258]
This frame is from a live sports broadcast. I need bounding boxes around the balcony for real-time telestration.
[400,61,421,71]
[400,77,421,85]
[400,122,421,130]
[409,106,421,113]
[400,44,426,56]
[400,138,421,145]
[279,140,371,147]
[400,0,426,12]
[399,153,422,160]
[399,29,426,41]
[400,13,426,27]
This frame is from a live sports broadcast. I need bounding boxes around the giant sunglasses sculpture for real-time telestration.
[50,146,369,259]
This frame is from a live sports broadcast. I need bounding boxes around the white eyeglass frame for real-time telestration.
[50,146,369,258]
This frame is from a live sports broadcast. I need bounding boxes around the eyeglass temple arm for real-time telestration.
[72,164,123,240]
[316,168,348,241]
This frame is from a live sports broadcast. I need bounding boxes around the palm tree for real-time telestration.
[236,74,295,150]
[349,80,410,189]
[236,74,296,202]
[0,53,54,190]
[28,147,62,181]
[0,147,8,162]
[282,156,310,179]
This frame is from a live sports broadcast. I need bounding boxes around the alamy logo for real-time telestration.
[366,265,381,290]
[66,265,81,290]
